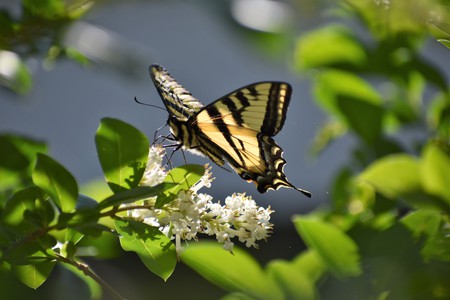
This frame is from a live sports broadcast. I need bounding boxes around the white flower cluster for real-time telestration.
[139,144,166,187]
[127,145,273,256]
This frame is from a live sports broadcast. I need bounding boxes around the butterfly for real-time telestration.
[150,64,311,197]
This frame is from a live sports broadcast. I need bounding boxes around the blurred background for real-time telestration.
[1,0,333,217]
[1,0,449,299]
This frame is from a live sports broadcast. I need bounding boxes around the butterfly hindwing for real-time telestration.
[194,123,292,193]
[191,85,310,196]
[149,64,311,197]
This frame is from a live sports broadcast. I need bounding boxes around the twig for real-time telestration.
[55,253,126,300]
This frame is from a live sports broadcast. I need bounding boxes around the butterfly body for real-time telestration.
[150,64,311,198]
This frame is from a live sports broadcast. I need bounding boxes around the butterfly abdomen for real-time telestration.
[168,116,226,166]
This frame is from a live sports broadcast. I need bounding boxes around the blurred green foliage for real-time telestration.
[1,0,450,299]
[184,1,450,299]
[0,0,94,94]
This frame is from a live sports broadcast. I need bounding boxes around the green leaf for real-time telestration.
[421,225,450,262]
[62,194,100,225]
[0,134,46,190]
[267,260,317,300]
[429,13,450,42]
[427,92,450,137]
[80,178,113,204]
[31,193,56,227]
[11,261,56,289]
[358,154,420,198]
[0,135,47,169]
[421,144,450,203]
[401,209,442,239]
[32,154,78,212]
[437,39,450,49]
[95,118,149,194]
[345,0,429,38]
[337,96,384,145]
[292,250,327,283]
[181,242,283,299]
[330,168,353,211]
[68,223,110,238]
[22,0,66,19]
[0,50,32,94]
[163,164,204,189]
[3,135,47,161]
[155,164,204,208]
[220,292,255,300]
[314,70,381,117]
[295,25,367,70]
[350,223,435,299]
[65,47,90,66]
[115,219,176,281]
[0,136,29,172]
[2,186,43,227]
[61,241,77,259]
[98,183,174,210]
[2,241,47,265]
[310,119,347,155]
[293,216,361,278]
[64,228,84,245]
[410,55,449,92]
[313,70,384,144]
[76,232,121,259]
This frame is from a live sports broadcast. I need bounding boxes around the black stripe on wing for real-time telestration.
[262,82,292,136]
[205,105,246,166]
[195,82,292,137]
[252,135,311,197]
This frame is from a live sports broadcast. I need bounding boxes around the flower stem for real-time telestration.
[55,253,126,300]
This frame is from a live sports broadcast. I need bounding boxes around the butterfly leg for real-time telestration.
[162,143,183,168]
[180,148,188,164]
[152,123,168,142]
[153,134,176,146]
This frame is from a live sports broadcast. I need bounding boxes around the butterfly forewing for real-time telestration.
[149,64,311,197]
[150,64,203,121]
[194,82,291,136]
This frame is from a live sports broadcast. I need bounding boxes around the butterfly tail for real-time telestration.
[292,185,312,198]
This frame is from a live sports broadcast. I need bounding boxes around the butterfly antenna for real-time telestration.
[134,97,167,112]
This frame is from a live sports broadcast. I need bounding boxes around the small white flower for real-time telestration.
[126,144,273,257]
[140,144,167,187]
[191,164,214,193]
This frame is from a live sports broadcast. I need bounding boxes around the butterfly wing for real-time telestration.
[194,82,291,136]
[150,64,226,166]
[150,64,203,121]
[191,82,311,197]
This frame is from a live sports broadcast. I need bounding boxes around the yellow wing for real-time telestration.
[190,82,311,197]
